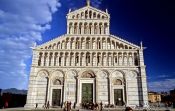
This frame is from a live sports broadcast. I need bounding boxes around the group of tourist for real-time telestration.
[81,102,103,110]
[63,101,72,111]
[35,101,50,109]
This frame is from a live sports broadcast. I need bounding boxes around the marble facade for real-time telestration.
[25,1,148,108]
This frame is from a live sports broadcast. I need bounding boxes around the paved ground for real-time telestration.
[0,107,174,111]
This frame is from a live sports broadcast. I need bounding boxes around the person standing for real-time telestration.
[73,102,76,109]
[67,101,71,111]
[100,101,103,111]
[43,102,46,109]
[64,101,67,111]
[46,101,50,109]
[61,102,63,108]
[35,103,38,109]
[5,101,8,108]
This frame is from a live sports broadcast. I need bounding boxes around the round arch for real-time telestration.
[81,70,95,78]
[37,69,49,77]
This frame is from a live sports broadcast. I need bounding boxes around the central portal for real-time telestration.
[114,89,123,106]
[82,83,93,103]
[52,89,61,106]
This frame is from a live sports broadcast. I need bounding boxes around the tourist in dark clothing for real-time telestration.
[73,102,76,109]
[61,102,63,108]
[125,107,133,111]
[35,103,38,109]
[67,101,72,111]
[46,101,50,109]
[100,101,103,111]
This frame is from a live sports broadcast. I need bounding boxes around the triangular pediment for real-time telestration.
[67,5,109,20]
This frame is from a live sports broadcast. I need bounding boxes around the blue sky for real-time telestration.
[0,0,175,92]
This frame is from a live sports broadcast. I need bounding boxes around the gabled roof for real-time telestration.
[35,34,140,50]
[36,34,66,49]
[110,35,140,49]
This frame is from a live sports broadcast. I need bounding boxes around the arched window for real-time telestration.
[59,56,62,66]
[89,11,92,18]
[94,23,97,34]
[49,53,52,66]
[97,40,101,49]
[48,45,52,49]
[76,41,79,49]
[86,54,90,64]
[79,23,82,34]
[54,53,58,66]
[69,23,72,34]
[89,24,92,34]
[134,53,139,66]
[118,54,122,66]
[84,23,88,34]
[129,56,133,66]
[81,12,84,19]
[44,53,48,66]
[99,24,102,34]
[74,23,78,34]
[38,53,42,66]
[97,55,100,64]
[85,10,88,19]
[76,14,80,19]
[72,15,75,19]
[93,12,96,19]
[86,39,90,49]
[76,55,79,63]
[97,14,100,19]
[115,57,117,63]
[104,23,108,34]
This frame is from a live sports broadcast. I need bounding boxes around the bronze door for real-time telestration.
[52,89,61,106]
[82,83,93,103]
[114,89,123,106]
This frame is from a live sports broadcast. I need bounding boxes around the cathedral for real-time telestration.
[25,1,148,108]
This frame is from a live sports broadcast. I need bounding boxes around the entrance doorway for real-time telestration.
[52,89,61,106]
[114,89,123,106]
[82,83,93,103]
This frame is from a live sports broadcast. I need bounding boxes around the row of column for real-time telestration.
[67,22,109,35]
[46,38,131,50]
[37,52,139,67]
[70,9,108,20]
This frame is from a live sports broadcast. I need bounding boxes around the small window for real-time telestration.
[97,56,100,64]
[76,56,79,63]
[59,57,61,66]
[115,57,117,63]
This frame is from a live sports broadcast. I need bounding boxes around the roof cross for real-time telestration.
[87,0,90,6]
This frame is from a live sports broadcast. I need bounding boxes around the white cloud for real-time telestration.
[0,0,61,89]
[157,74,170,78]
[148,78,175,92]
